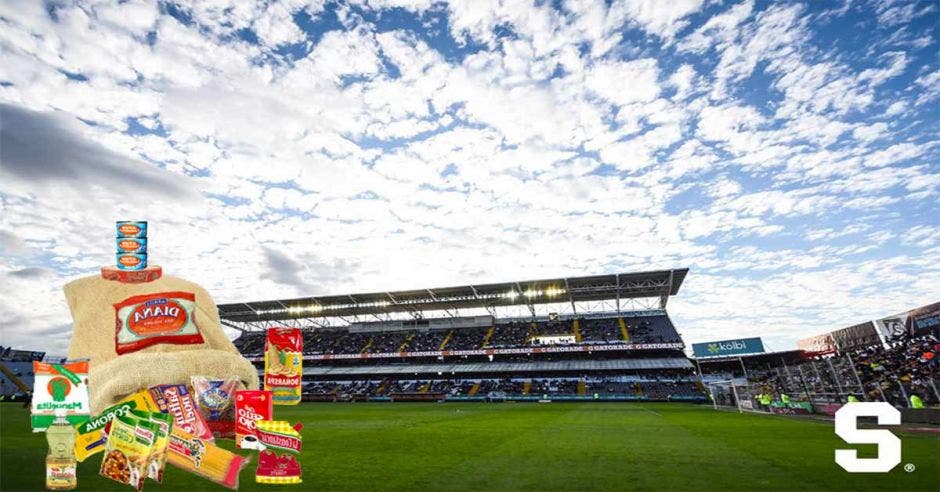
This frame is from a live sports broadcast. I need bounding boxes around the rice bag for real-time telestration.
[167,427,250,490]
[75,391,155,462]
[99,413,157,491]
[113,291,205,354]
[31,359,90,431]
[234,390,273,449]
[148,384,214,442]
[191,376,239,439]
[264,328,302,405]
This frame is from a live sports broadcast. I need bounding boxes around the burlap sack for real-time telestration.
[64,273,259,414]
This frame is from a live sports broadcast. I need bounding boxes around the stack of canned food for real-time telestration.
[115,221,147,270]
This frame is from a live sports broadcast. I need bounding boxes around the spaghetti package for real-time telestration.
[113,291,205,355]
[148,384,214,442]
[99,413,157,491]
[191,376,239,439]
[167,427,250,490]
[234,390,273,449]
[31,359,91,431]
[75,390,155,462]
[264,328,302,405]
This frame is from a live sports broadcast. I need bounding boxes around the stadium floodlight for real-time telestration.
[504,290,519,300]
[544,287,564,297]
[524,289,538,298]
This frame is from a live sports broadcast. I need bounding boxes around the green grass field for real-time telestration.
[1,402,937,491]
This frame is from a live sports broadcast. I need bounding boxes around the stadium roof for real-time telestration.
[299,357,693,377]
[218,269,688,324]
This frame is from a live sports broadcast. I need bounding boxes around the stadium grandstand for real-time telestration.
[0,347,48,401]
[219,269,708,402]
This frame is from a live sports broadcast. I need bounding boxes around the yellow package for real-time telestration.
[167,427,250,490]
[264,328,302,405]
[75,390,155,462]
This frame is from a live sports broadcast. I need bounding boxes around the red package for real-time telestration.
[148,384,214,442]
[113,292,204,354]
[234,390,273,449]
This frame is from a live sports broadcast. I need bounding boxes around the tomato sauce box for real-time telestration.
[116,237,147,253]
[234,390,273,448]
[116,221,147,238]
[264,328,303,405]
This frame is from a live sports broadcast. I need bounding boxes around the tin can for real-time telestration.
[115,237,147,254]
[116,253,147,271]
[116,221,147,238]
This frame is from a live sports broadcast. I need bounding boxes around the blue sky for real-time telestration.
[0,0,937,354]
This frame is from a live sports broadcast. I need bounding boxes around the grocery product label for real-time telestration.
[114,292,204,354]
[116,253,147,271]
[148,384,214,442]
[192,376,238,439]
[147,412,173,482]
[264,328,302,405]
[75,398,144,462]
[46,462,77,488]
[116,238,147,254]
[234,390,273,449]
[99,414,155,491]
[31,360,90,430]
[116,221,147,238]
[255,420,303,454]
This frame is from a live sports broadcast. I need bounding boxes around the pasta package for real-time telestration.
[148,384,214,442]
[264,328,303,405]
[99,414,157,491]
[167,427,250,490]
[75,391,155,462]
[114,292,205,354]
[31,359,90,431]
[191,376,239,439]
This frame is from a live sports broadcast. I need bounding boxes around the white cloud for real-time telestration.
[619,0,705,41]
[0,0,936,355]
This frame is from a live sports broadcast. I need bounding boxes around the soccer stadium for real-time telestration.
[2,269,938,491]
[2,1,940,491]
[223,269,702,403]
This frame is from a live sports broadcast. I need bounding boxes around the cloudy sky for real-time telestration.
[1,0,937,354]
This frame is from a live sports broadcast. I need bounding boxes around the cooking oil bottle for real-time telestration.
[46,409,76,490]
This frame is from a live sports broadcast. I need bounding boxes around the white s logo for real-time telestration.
[834,402,901,473]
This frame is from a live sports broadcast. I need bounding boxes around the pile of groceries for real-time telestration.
[31,222,305,490]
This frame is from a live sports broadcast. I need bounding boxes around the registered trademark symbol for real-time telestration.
[904,463,915,473]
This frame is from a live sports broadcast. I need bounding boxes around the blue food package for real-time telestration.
[115,237,147,254]
[116,221,147,238]
[116,253,147,271]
